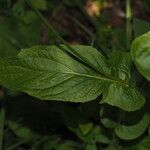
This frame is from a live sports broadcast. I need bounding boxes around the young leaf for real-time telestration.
[115,113,150,140]
[131,31,150,81]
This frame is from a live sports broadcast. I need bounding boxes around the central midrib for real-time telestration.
[65,71,128,86]
[5,63,128,86]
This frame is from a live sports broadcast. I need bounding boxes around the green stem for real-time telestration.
[6,140,26,150]
[26,0,128,86]
[126,0,132,50]
[0,103,5,150]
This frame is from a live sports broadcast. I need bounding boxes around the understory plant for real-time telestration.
[0,0,150,150]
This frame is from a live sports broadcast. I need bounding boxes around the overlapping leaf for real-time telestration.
[131,31,150,80]
[115,113,150,140]
[0,45,145,111]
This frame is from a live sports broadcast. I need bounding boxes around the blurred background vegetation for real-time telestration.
[0,0,150,150]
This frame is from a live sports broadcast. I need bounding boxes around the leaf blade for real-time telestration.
[131,31,150,80]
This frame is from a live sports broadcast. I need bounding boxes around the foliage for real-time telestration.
[0,0,150,150]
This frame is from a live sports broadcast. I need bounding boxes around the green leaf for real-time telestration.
[30,0,47,10]
[101,83,145,112]
[60,105,93,135]
[57,141,78,150]
[0,45,109,102]
[43,135,60,150]
[133,18,150,37]
[59,45,110,75]
[112,28,126,52]
[131,31,150,80]
[0,12,41,58]
[61,105,110,144]
[137,136,150,150]
[115,113,150,140]
[79,126,110,144]
[109,51,131,80]
[85,144,97,150]
[101,51,145,111]
[8,121,41,142]
[100,105,118,129]
[0,45,145,111]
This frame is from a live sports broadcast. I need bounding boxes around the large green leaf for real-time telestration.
[58,45,110,75]
[115,113,150,140]
[131,32,150,80]
[0,45,109,102]
[0,45,145,111]
[109,51,131,80]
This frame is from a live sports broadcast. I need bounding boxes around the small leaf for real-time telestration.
[115,113,150,140]
[76,126,110,144]
[60,105,93,135]
[100,105,118,128]
[137,136,150,150]
[8,121,41,142]
[79,122,93,135]
[30,0,47,10]
[85,144,97,150]
[131,31,150,80]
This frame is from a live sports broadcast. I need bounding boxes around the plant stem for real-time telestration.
[126,0,132,50]
[0,103,5,150]
[26,0,128,86]
[6,140,26,150]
